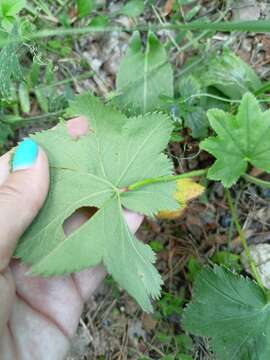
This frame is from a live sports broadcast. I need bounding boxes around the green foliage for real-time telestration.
[115,0,144,17]
[212,250,242,272]
[175,334,193,354]
[0,120,13,151]
[15,93,179,312]
[149,240,164,252]
[2,2,270,356]
[157,292,184,318]
[178,75,208,138]
[201,92,270,187]
[76,0,95,18]
[183,265,270,360]
[177,51,261,138]
[0,0,25,29]
[199,51,261,100]
[115,31,173,114]
[0,25,22,97]
[186,256,202,282]
[18,82,30,113]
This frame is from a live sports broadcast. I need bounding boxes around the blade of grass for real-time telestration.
[27,20,270,41]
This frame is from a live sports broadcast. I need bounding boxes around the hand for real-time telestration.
[0,118,143,359]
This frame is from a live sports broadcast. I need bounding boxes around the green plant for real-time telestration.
[13,87,270,354]
[183,266,270,360]
[115,31,173,114]
[157,291,184,318]
[15,94,179,313]
[201,92,270,187]
[0,25,22,97]
[76,0,95,18]
[3,3,270,357]
[0,0,26,30]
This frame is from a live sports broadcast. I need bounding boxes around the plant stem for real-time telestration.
[225,189,265,292]
[127,169,207,191]
[243,173,270,189]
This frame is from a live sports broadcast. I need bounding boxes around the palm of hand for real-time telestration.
[0,209,106,359]
[1,209,141,360]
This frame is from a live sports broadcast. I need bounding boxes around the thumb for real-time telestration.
[0,139,49,271]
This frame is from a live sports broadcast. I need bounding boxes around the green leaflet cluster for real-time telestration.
[201,93,270,187]
[14,93,178,312]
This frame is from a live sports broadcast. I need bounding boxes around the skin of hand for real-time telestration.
[0,117,143,360]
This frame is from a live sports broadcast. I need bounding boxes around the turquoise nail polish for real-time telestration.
[12,138,38,171]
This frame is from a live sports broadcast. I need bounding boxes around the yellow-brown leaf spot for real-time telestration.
[157,178,204,219]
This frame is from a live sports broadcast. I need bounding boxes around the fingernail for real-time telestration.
[12,138,39,171]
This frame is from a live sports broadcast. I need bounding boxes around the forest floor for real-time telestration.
[65,2,270,359]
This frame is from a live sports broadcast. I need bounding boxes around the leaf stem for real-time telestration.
[225,189,266,292]
[243,173,270,189]
[127,169,207,191]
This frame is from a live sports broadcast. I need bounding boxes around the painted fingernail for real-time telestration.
[12,138,39,171]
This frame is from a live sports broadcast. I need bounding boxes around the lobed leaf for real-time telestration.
[15,93,179,312]
[201,92,270,187]
[183,265,270,360]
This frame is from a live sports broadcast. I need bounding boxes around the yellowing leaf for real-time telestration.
[158,179,204,219]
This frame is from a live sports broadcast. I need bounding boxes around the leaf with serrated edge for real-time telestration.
[201,92,270,187]
[183,265,270,360]
[0,25,22,96]
[115,31,173,114]
[15,93,178,312]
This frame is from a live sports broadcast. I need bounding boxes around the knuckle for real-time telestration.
[0,183,22,199]
[0,182,43,215]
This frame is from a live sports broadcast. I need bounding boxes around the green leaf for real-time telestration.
[157,292,183,317]
[15,94,178,312]
[115,31,173,114]
[175,334,193,353]
[178,75,201,106]
[115,0,144,17]
[200,92,270,187]
[212,250,242,272]
[18,82,30,113]
[185,5,200,21]
[178,75,208,138]
[186,256,202,282]
[199,51,261,100]
[183,265,270,360]
[0,25,22,97]
[35,88,49,112]
[76,0,95,18]
[149,240,164,252]
[185,106,208,139]
[0,121,13,149]
[0,0,25,18]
